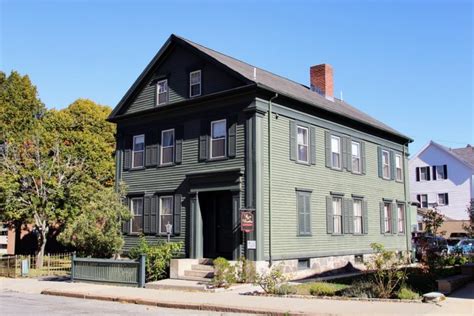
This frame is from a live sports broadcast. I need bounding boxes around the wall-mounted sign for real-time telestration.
[240,209,255,233]
[247,240,256,249]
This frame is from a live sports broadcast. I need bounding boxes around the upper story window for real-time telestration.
[397,204,405,233]
[419,166,430,181]
[297,126,309,163]
[395,154,403,181]
[130,197,144,233]
[159,196,173,234]
[353,199,363,234]
[132,135,145,168]
[210,119,226,159]
[383,202,392,233]
[157,79,168,105]
[189,70,201,97]
[331,135,341,169]
[438,193,449,206]
[435,165,447,180]
[382,150,390,179]
[332,196,342,234]
[351,141,361,173]
[161,129,175,165]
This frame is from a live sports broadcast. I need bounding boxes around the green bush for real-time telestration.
[255,263,289,294]
[275,283,297,295]
[456,256,468,265]
[236,256,257,283]
[128,236,182,282]
[341,281,378,298]
[308,282,342,296]
[397,287,420,300]
[211,257,236,288]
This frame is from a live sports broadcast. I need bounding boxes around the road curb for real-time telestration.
[41,290,303,315]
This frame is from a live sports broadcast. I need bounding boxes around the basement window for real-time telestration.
[298,259,310,270]
[354,254,364,264]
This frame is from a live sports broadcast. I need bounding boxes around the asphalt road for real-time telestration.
[0,290,249,316]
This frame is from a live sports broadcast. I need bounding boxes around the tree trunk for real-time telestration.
[36,227,48,269]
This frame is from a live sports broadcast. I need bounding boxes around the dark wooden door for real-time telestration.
[215,191,233,259]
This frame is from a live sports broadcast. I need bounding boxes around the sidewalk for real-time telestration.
[1,277,473,315]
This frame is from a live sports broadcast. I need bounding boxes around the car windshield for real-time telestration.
[447,239,460,246]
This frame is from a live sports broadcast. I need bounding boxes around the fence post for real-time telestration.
[138,254,146,288]
[71,252,76,282]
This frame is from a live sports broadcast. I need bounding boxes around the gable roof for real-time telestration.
[109,34,412,142]
[411,141,474,170]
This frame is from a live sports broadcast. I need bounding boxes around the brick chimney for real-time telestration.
[310,64,334,101]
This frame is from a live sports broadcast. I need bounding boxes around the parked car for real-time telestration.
[450,239,474,255]
[447,238,463,254]
[413,236,448,261]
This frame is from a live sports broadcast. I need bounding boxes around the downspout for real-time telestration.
[402,141,411,260]
[268,93,278,266]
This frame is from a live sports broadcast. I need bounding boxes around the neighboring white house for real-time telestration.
[409,141,474,221]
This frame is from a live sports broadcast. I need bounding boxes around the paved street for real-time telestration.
[0,290,248,316]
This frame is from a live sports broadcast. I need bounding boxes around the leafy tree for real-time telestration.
[422,208,445,236]
[463,200,474,237]
[58,185,131,258]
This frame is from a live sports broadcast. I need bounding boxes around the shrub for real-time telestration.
[255,263,289,294]
[341,281,378,298]
[275,283,297,295]
[364,243,407,298]
[128,236,182,282]
[397,287,420,300]
[211,257,236,288]
[308,282,341,296]
[236,256,257,283]
[456,256,468,265]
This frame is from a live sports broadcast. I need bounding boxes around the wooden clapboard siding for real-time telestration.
[261,110,409,260]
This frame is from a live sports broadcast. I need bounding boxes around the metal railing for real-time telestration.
[0,252,72,278]
[71,254,146,287]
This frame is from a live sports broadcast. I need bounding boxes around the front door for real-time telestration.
[200,191,233,259]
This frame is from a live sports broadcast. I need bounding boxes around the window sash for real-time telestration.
[157,80,168,105]
[297,193,311,235]
[384,203,391,233]
[397,205,405,233]
[420,167,428,181]
[130,198,143,233]
[331,136,341,169]
[210,120,226,158]
[333,197,342,234]
[161,129,175,165]
[132,135,145,168]
[395,154,403,181]
[351,141,361,173]
[189,70,201,97]
[159,196,173,234]
[438,193,447,205]
[353,200,362,234]
[420,194,428,208]
[382,150,390,179]
[436,165,445,180]
[297,126,309,163]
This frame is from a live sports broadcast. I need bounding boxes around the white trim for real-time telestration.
[351,140,361,174]
[189,70,201,97]
[296,125,309,163]
[159,195,174,234]
[132,134,145,168]
[210,119,227,159]
[160,128,175,165]
[330,135,342,169]
[156,79,168,105]
[382,149,391,179]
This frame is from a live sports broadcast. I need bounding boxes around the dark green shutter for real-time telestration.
[345,137,352,172]
[123,149,131,170]
[150,196,158,234]
[348,198,354,234]
[362,200,368,234]
[145,131,158,167]
[175,126,183,164]
[361,141,366,174]
[122,197,130,234]
[392,202,398,234]
[325,131,331,168]
[289,121,297,161]
[310,126,316,165]
[173,194,182,235]
[380,202,385,234]
[143,196,152,234]
[432,166,437,180]
[342,137,348,171]
[390,151,396,180]
[228,119,237,158]
[326,196,333,234]
[377,147,383,178]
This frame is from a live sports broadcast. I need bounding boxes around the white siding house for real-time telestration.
[409,141,474,220]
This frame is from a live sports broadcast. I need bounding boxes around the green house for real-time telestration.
[108,34,414,276]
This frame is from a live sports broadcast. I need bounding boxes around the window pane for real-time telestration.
[354,200,362,216]
[333,198,341,215]
[212,121,226,139]
[297,127,308,145]
[162,130,174,147]
[158,80,167,93]
[131,199,143,233]
[382,151,389,164]
[298,145,308,162]
[160,215,173,233]
[334,216,341,233]
[162,147,174,164]
[331,136,340,153]
[133,135,145,151]
[161,197,173,215]
[383,165,390,178]
[190,71,201,84]
[133,152,144,167]
[395,155,401,168]
[212,139,225,157]
[420,167,427,180]
[354,217,362,234]
[332,152,340,168]
[191,84,200,96]
[351,142,360,157]
[352,157,360,172]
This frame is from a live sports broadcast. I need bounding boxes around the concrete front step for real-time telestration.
[184,269,214,279]
[198,258,214,265]
[191,264,215,272]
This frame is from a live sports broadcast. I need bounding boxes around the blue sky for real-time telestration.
[1,0,472,155]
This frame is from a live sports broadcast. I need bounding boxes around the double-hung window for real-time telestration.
[397,204,405,233]
[351,141,361,173]
[161,129,175,165]
[297,126,309,163]
[436,165,447,180]
[353,199,363,234]
[189,70,201,97]
[382,150,390,179]
[420,167,429,181]
[130,197,144,233]
[395,154,403,181]
[438,193,449,206]
[332,197,342,234]
[157,79,168,105]
[331,136,341,169]
[159,196,173,234]
[418,194,428,208]
[297,191,311,236]
[132,135,145,168]
[383,203,392,233]
[210,119,226,159]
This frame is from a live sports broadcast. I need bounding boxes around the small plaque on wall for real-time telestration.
[247,240,256,249]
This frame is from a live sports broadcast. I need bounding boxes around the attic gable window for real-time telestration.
[189,70,201,97]
[156,79,168,105]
